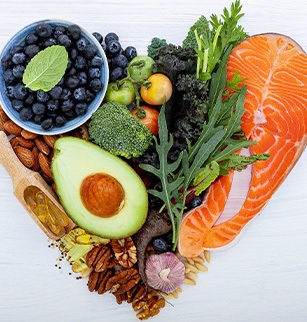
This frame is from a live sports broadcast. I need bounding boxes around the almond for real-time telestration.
[4,120,22,136]
[38,151,52,179]
[14,146,35,168]
[31,146,40,172]
[0,108,9,132]
[10,137,19,149]
[43,134,58,148]
[35,136,50,155]
[21,129,38,140]
[16,136,35,149]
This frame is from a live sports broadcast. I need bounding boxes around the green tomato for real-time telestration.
[105,80,135,106]
[127,55,155,82]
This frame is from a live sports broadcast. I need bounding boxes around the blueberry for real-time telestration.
[11,52,26,65]
[60,88,71,100]
[91,55,103,67]
[11,99,24,111]
[35,23,53,38]
[92,32,103,44]
[10,45,23,55]
[90,78,103,92]
[85,89,95,103]
[64,108,76,120]
[76,37,88,51]
[33,114,44,124]
[19,107,34,121]
[124,46,137,61]
[66,75,80,89]
[101,42,107,52]
[46,100,59,112]
[75,102,87,115]
[12,65,25,78]
[55,115,66,127]
[88,67,100,79]
[61,99,74,112]
[107,40,121,56]
[109,67,124,81]
[152,237,170,253]
[25,33,38,45]
[25,94,35,105]
[105,32,119,45]
[67,66,77,76]
[25,44,40,58]
[13,83,27,100]
[3,69,15,84]
[1,55,12,68]
[189,196,202,209]
[32,102,46,115]
[67,24,81,40]
[73,87,86,101]
[53,26,66,39]
[112,54,128,69]
[49,86,62,100]
[36,90,49,103]
[41,117,54,130]
[74,55,86,69]
[44,38,57,47]
[5,86,14,98]
[77,71,87,85]
[84,44,98,59]
[58,34,72,48]
[70,48,78,60]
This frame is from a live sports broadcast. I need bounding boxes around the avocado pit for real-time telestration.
[80,173,125,218]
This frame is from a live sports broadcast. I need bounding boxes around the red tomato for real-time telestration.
[131,105,159,136]
[140,73,172,106]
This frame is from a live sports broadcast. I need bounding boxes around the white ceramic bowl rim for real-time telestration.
[0,19,109,135]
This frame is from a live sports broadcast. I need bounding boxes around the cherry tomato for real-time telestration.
[140,73,172,106]
[131,105,159,136]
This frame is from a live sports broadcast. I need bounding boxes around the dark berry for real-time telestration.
[152,237,170,253]
[124,46,137,61]
[92,32,103,44]
[67,66,77,76]
[70,48,78,60]
[25,44,40,58]
[11,99,24,111]
[36,90,49,103]
[75,102,87,115]
[91,56,103,67]
[74,55,86,69]
[112,54,128,69]
[33,114,44,124]
[85,89,95,103]
[55,115,66,127]
[109,67,124,81]
[1,55,12,68]
[61,99,74,112]
[77,71,87,85]
[58,34,72,48]
[35,23,53,38]
[88,67,100,79]
[60,88,71,100]
[25,33,38,45]
[76,37,88,51]
[67,24,81,40]
[189,196,203,208]
[12,65,25,78]
[84,44,98,59]
[32,102,46,115]
[64,108,76,119]
[25,94,35,105]
[105,32,119,45]
[41,117,54,130]
[44,38,57,47]
[101,42,107,52]
[90,78,103,92]
[5,86,14,98]
[13,83,27,100]
[73,87,86,101]
[3,69,15,84]
[11,52,26,65]
[10,46,23,55]
[107,40,121,56]
[53,26,65,39]
[49,86,62,100]
[66,75,80,89]
[46,100,59,112]
[19,107,34,121]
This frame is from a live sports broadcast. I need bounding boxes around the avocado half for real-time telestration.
[51,137,148,239]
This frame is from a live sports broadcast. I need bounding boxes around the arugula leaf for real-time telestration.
[23,45,68,92]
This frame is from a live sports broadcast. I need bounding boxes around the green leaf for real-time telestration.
[192,161,220,195]
[23,45,68,92]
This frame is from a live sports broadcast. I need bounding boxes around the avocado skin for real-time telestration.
[51,137,148,239]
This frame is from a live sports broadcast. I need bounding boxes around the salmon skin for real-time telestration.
[179,33,307,256]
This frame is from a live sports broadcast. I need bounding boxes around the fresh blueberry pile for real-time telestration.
[93,32,137,82]
[1,22,106,130]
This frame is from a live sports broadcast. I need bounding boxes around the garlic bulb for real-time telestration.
[145,252,185,294]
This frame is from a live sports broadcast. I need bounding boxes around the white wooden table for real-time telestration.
[0,1,307,321]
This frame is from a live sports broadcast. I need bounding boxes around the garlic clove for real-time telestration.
[145,252,185,294]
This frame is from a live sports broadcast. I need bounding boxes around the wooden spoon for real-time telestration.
[0,131,75,239]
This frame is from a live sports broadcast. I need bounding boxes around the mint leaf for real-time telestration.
[23,45,68,92]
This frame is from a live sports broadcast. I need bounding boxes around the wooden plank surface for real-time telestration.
[0,1,307,321]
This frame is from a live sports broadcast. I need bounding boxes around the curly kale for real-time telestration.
[147,37,168,60]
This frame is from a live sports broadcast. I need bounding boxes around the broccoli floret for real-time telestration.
[147,37,168,60]
[89,102,153,159]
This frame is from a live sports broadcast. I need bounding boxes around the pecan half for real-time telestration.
[110,237,137,268]
[86,244,114,272]
[88,268,115,294]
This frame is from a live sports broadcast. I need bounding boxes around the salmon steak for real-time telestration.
[178,33,307,257]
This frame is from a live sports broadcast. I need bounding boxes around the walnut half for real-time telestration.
[110,237,137,268]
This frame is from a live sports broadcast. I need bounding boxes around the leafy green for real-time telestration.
[23,45,68,92]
